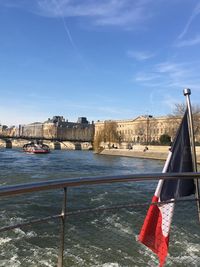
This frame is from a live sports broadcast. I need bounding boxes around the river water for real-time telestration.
[0,149,199,267]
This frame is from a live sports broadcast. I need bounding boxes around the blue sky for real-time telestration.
[1,0,200,126]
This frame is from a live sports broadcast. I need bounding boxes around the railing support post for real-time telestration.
[57,187,67,267]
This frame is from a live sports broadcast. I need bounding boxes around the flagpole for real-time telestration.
[183,88,200,221]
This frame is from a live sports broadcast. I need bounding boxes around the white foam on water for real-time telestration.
[65,248,86,265]
[0,237,11,245]
[91,218,99,225]
[37,260,53,267]
[138,232,200,267]
[138,247,158,266]
[167,239,200,266]
[10,255,20,265]
[0,255,21,267]
[91,192,108,202]
[26,230,37,238]
[105,214,133,235]
[186,243,200,253]
[100,263,119,267]
[10,217,24,223]
[25,247,56,266]
[13,228,26,237]
[13,228,37,239]
[125,209,138,216]
[168,255,199,266]
[113,221,132,235]
[89,244,104,252]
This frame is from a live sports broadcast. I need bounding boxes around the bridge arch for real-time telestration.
[0,138,12,148]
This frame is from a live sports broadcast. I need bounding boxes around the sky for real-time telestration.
[1,0,200,126]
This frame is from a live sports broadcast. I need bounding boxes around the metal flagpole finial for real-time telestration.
[183,88,191,96]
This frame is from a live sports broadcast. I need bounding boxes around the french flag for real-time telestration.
[138,109,195,267]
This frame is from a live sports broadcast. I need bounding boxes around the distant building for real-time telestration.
[77,117,88,124]
[2,114,200,146]
[0,125,16,137]
[13,116,94,142]
[22,122,43,138]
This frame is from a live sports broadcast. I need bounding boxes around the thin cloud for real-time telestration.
[155,62,188,78]
[175,35,200,47]
[154,61,199,89]
[95,5,152,27]
[38,0,121,17]
[134,72,160,82]
[134,60,200,93]
[1,0,154,29]
[178,2,200,39]
[127,50,155,61]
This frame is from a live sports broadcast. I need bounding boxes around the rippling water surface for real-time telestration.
[0,148,199,267]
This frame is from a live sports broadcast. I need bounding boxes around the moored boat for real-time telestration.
[23,142,50,154]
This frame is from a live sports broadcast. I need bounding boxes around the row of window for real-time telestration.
[117,128,175,135]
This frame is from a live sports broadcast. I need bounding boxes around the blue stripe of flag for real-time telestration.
[160,109,195,201]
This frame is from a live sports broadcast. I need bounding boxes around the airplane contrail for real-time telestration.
[53,0,76,49]
[178,2,200,39]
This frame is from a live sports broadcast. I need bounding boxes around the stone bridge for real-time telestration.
[0,135,93,150]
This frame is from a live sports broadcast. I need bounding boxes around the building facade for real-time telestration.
[1,116,94,142]
[1,114,200,146]
[94,115,200,148]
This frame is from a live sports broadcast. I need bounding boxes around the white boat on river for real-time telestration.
[23,142,50,154]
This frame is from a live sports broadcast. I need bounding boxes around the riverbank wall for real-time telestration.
[100,145,200,164]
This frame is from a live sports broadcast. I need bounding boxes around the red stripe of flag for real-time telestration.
[138,195,170,267]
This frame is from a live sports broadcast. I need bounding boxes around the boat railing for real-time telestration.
[0,172,200,267]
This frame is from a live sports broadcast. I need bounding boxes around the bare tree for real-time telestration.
[93,130,104,152]
[103,120,120,147]
[93,120,120,151]
[171,103,185,116]
[171,103,200,116]
[170,103,200,140]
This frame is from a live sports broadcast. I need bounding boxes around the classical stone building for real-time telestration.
[94,114,200,148]
[15,116,94,142]
[21,122,43,138]
[43,116,94,141]
[0,125,16,137]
